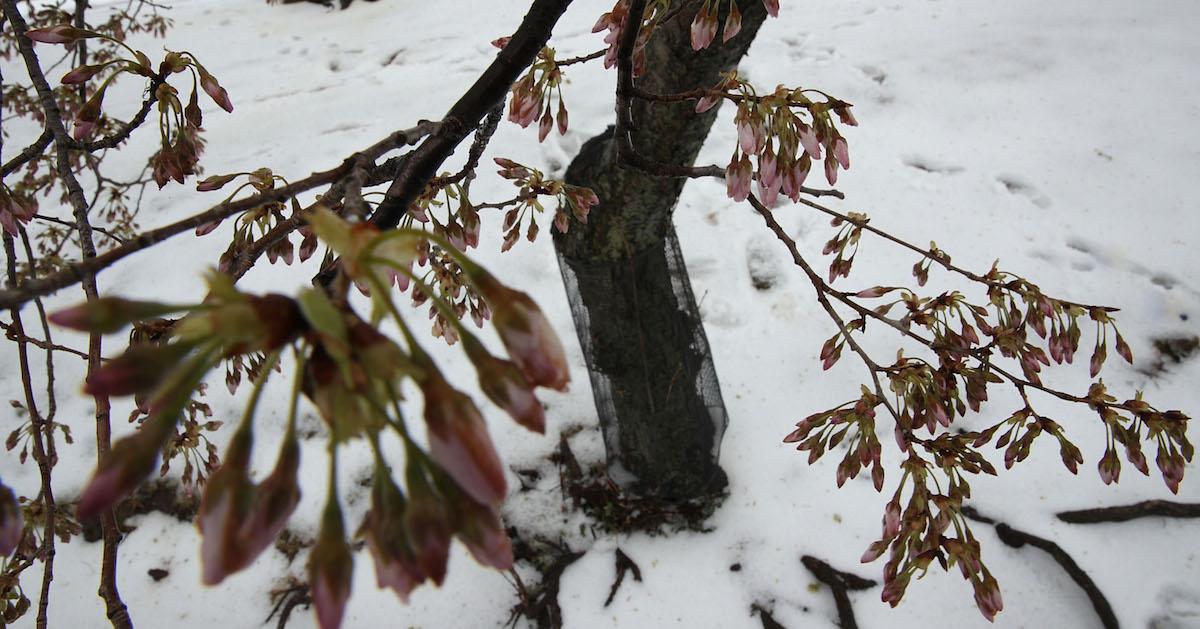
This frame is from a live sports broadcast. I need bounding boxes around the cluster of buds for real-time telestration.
[856,453,1003,621]
[493,158,597,248]
[696,0,787,51]
[0,187,36,237]
[197,399,300,585]
[783,387,885,489]
[406,180,482,253]
[591,0,673,76]
[715,78,856,204]
[689,0,744,50]
[1087,384,1192,492]
[504,46,569,142]
[196,169,316,271]
[819,212,868,283]
[30,25,232,164]
[51,277,307,521]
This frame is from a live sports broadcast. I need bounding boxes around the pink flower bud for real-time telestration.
[200,72,234,113]
[0,482,23,557]
[420,371,508,506]
[198,428,255,585]
[445,485,513,570]
[469,272,569,391]
[464,337,545,433]
[799,125,822,160]
[309,501,353,629]
[85,342,192,398]
[24,25,96,45]
[725,154,753,202]
[723,3,743,42]
[50,297,185,334]
[882,499,901,538]
[359,467,426,602]
[403,465,451,585]
[762,0,780,17]
[832,137,850,170]
[538,109,553,142]
[824,154,839,185]
[77,415,176,520]
[61,64,106,85]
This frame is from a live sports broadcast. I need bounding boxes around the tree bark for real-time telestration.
[554,1,768,505]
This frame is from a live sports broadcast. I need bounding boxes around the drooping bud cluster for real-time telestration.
[591,0,673,76]
[493,158,597,247]
[0,187,36,237]
[688,0,756,50]
[194,169,319,273]
[505,46,569,142]
[34,27,231,184]
[702,74,856,204]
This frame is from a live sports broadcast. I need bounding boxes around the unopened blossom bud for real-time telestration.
[824,154,839,185]
[404,463,452,584]
[798,125,822,160]
[73,85,107,140]
[359,466,426,601]
[77,414,176,520]
[199,71,234,113]
[689,7,717,51]
[468,271,569,391]
[882,499,901,539]
[419,370,507,506]
[463,336,545,434]
[309,499,353,629]
[198,426,255,585]
[0,481,23,557]
[832,137,851,170]
[834,103,859,126]
[61,64,106,85]
[442,481,513,571]
[725,154,753,202]
[49,297,182,334]
[762,0,780,17]
[722,3,743,42]
[85,342,193,397]
[24,25,96,45]
[973,574,1004,622]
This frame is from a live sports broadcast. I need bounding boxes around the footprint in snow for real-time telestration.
[1149,584,1200,629]
[996,174,1052,209]
[902,155,964,175]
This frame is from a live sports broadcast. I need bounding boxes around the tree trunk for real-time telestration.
[554,1,768,506]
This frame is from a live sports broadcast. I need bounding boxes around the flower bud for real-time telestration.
[468,271,568,391]
[0,481,23,557]
[463,336,545,434]
[24,25,97,45]
[61,64,106,85]
[359,467,426,601]
[85,342,192,397]
[403,465,452,586]
[442,481,512,571]
[420,370,507,506]
[49,297,182,334]
[199,72,234,113]
[198,427,255,585]
[76,414,176,520]
[309,500,353,629]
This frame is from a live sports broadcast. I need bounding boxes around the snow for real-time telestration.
[2,0,1199,627]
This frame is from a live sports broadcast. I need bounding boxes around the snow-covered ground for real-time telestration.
[3,0,1199,627]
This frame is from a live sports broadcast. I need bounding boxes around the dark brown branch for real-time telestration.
[1057,500,1200,524]
[557,49,604,66]
[800,555,876,629]
[370,0,575,229]
[963,507,1119,629]
[1,128,52,177]
[4,232,58,629]
[603,548,642,607]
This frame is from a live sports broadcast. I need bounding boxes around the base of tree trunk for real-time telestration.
[557,223,728,505]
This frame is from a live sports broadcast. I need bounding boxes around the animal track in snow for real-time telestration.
[902,155,964,175]
[996,174,1052,208]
